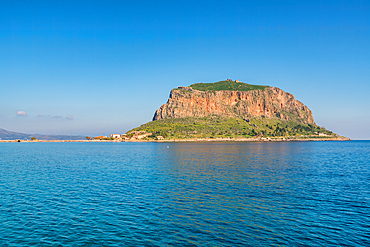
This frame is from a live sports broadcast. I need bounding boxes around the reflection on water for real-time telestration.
[0,141,369,246]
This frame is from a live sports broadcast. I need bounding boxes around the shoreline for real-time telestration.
[127,137,351,142]
[0,137,351,143]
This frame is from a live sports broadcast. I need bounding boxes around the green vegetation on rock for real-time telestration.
[189,80,268,92]
[127,116,335,140]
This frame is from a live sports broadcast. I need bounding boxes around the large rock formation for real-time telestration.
[153,85,315,124]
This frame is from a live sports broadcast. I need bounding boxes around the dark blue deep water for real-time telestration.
[0,141,369,246]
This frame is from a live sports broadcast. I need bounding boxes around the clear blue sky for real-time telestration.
[1,0,369,139]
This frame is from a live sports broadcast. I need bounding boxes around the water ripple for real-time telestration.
[0,141,369,246]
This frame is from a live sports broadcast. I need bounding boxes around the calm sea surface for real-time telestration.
[0,141,369,246]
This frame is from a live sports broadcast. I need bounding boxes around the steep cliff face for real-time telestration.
[153,86,315,124]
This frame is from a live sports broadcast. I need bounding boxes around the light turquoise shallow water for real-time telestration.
[0,141,369,246]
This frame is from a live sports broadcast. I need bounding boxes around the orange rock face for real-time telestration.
[153,87,315,124]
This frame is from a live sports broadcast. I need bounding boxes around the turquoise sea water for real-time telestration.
[0,141,369,246]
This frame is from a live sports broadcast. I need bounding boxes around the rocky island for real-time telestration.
[127,80,349,141]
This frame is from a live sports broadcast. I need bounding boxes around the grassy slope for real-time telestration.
[189,80,268,92]
[127,116,336,140]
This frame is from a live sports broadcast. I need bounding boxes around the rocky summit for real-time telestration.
[127,80,347,140]
[153,80,315,124]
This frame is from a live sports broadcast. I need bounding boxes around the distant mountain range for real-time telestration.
[0,128,85,140]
